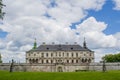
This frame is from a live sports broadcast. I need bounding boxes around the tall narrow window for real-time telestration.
[67,53,69,57]
[84,54,86,56]
[72,60,74,63]
[72,53,73,57]
[41,60,44,63]
[51,60,53,63]
[36,59,38,63]
[51,53,53,57]
[46,60,49,63]
[59,52,61,57]
[46,53,48,57]
[56,53,57,57]
[90,53,92,56]
[76,60,78,63]
[41,53,44,57]
[67,60,69,63]
[76,53,78,57]
[63,53,64,57]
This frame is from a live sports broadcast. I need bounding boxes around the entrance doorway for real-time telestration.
[57,66,63,72]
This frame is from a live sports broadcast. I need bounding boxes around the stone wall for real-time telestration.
[89,62,120,71]
[0,63,120,72]
[0,63,88,72]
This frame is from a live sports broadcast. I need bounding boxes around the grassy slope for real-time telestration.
[0,71,120,80]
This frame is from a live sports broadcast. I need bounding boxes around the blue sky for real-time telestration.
[0,0,120,62]
[68,0,120,36]
[88,0,120,35]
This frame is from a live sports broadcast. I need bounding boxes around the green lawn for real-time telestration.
[0,71,120,80]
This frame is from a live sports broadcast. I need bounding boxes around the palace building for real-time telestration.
[26,39,94,72]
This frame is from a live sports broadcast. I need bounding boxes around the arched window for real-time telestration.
[85,59,87,62]
[33,59,35,63]
[29,59,32,63]
[82,58,84,63]
[36,59,38,63]
[88,59,91,63]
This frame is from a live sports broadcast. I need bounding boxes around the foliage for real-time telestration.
[0,0,5,19]
[0,54,2,63]
[102,53,120,62]
[0,71,120,80]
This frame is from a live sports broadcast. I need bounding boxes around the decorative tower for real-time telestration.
[0,54,2,63]
[83,37,87,49]
[33,38,37,49]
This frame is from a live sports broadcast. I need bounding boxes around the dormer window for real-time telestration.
[71,48,73,50]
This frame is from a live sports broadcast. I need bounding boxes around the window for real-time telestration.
[46,53,48,57]
[36,59,38,63]
[67,53,69,57]
[63,53,64,57]
[46,60,49,63]
[51,60,53,63]
[84,54,86,56]
[29,59,32,63]
[41,53,44,57]
[67,60,69,63]
[59,52,61,57]
[56,53,57,57]
[76,53,78,57]
[72,60,74,63]
[41,60,44,63]
[90,53,92,56]
[88,59,91,63]
[82,58,84,63]
[51,53,53,57]
[71,48,73,50]
[72,53,73,57]
[76,60,78,63]
[56,60,57,63]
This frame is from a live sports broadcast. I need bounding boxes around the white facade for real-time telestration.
[26,51,94,64]
[26,43,94,72]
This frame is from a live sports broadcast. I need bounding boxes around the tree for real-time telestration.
[102,53,120,62]
[0,0,5,19]
[0,54,2,63]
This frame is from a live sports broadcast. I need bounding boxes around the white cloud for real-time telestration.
[1,0,119,63]
[76,17,117,48]
[113,0,120,10]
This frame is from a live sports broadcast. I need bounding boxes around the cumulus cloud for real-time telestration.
[1,0,119,63]
[76,17,117,48]
[113,0,120,10]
